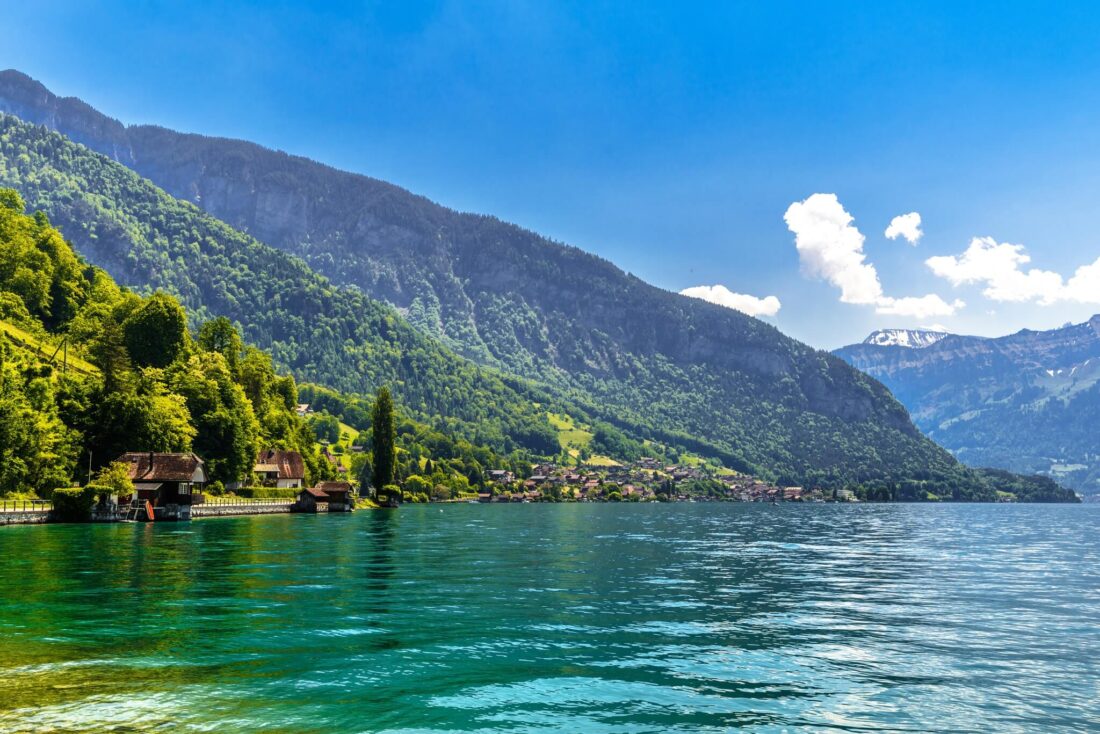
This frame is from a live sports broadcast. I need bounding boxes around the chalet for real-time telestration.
[487,469,514,484]
[254,449,306,489]
[118,452,206,521]
[295,403,312,416]
[477,491,492,503]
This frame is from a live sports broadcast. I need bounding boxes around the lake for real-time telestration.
[0,503,1097,733]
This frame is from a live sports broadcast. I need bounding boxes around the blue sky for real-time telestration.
[5,1,1100,347]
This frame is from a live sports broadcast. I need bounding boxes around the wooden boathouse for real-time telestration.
[118,452,207,521]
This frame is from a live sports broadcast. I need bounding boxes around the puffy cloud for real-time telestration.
[680,285,781,317]
[875,294,964,319]
[784,193,963,319]
[926,236,1100,305]
[784,193,883,305]
[885,212,922,245]
[1066,258,1100,302]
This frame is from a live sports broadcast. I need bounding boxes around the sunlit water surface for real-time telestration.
[1,503,1097,733]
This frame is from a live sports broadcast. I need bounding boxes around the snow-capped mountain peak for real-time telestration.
[863,328,949,349]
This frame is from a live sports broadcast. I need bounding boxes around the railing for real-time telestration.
[199,496,296,508]
[0,500,53,513]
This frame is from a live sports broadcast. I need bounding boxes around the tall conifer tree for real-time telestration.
[371,386,396,502]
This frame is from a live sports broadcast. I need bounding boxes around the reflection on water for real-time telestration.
[0,504,1098,732]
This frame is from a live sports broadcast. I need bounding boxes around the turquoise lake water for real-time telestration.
[0,503,1098,733]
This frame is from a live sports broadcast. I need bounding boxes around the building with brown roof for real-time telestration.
[116,452,206,521]
[254,449,306,489]
[318,482,353,511]
[294,486,329,513]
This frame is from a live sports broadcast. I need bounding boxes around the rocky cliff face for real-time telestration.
[836,317,1100,492]
[0,70,135,165]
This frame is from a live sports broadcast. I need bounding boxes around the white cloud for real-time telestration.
[926,236,1100,305]
[885,212,922,245]
[680,285,781,317]
[875,294,964,319]
[1064,257,1100,303]
[784,193,963,319]
[784,193,882,305]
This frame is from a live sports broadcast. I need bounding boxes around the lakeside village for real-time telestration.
[473,458,854,504]
[1,443,854,526]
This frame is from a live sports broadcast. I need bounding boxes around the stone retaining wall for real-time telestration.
[0,511,51,525]
[192,503,294,518]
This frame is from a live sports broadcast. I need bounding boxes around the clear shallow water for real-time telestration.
[0,504,1098,733]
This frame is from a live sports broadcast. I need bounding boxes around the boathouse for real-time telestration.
[315,481,354,511]
[118,452,206,521]
[294,487,330,513]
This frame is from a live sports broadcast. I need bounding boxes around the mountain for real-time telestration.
[836,317,1100,494]
[863,328,950,349]
[0,69,1069,498]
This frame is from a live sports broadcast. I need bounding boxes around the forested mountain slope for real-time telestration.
[0,186,525,498]
[0,187,328,492]
[0,69,1036,494]
[0,113,564,457]
[836,318,1100,494]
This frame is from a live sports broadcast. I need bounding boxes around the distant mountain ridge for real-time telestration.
[836,317,1100,493]
[0,68,1068,499]
[863,328,951,349]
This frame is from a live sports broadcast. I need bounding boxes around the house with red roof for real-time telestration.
[254,449,306,489]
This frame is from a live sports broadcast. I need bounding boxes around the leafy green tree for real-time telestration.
[309,413,341,444]
[123,293,188,368]
[89,315,132,394]
[372,386,396,499]
[0,349,78,495]
[403,474,431,495]
[197,317,244,376]
[169,352,259,485]
[86,388,195,467]
[91,461,135,496]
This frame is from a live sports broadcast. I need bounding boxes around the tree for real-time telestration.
[309,413,341,444]
[123,293,188,368]
[91,461,135,496]
[89,316,132,394]
[371,386,396,502]
[0,350,78,495]
[86,389,195,468]
[169,352,259,485]
[197,317,244,375]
